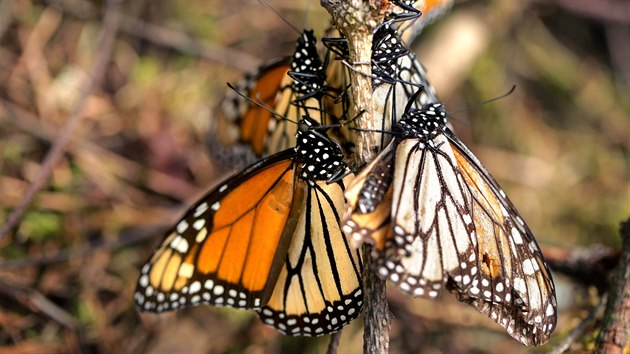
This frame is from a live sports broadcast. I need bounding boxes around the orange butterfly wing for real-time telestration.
[240,62,292,156]
[135,150,304,312]
[210,58,293,166]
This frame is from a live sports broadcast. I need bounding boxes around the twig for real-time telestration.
[117,13,261,72]
[0,278,80,329]
[320,1,400,353]
[0,98,200,200]
[528,0,630,25]
[321,0,384,163]
[541,244,620,291]
[0,0,121,241]
[326,330,342,354]
[549,297,606,354]
[361,246,391,353]
[47,0,261,71]
[596,217,630,353]
[0,225,164,269]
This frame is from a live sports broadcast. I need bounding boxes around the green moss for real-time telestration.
[18,211,63,242]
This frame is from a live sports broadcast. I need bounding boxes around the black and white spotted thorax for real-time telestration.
[372,24,408,87]
[395,102,448,140]
[295,118,346,182]
[291,30,325,95]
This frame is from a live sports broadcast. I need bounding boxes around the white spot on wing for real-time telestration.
[213,285,224,295]
[546,303,555,316]
[139,275,149,287]
[522,259,535,275]
[511,227,523,244]
[189,281,201,294]
[193,219,205,230]
[170,235,189,253]
[194,202,209,217]
[177,220,189,234]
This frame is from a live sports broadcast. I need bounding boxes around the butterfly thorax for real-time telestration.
[291,30,325,96]
[295,118,346,182]
[394,102,447,141]
[372,25,408,87]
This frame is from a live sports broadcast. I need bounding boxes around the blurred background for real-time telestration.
[0,0,628,353]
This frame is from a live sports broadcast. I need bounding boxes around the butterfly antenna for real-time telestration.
[257,0,301,35]
[226,82,300,126]
[404,88,425,113]
[449,85,517,114]
[311,109,366,131]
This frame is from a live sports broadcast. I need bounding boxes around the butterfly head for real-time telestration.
[290,30,325,95]
[295,117,346,182]
[396,102,447,140]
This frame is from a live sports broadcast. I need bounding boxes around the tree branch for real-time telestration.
[596,217,630,353]
[549,297,606,354]
[528,0,630,25]
[542,244,620,291]
[320,1,399,353]
[326,330,342,354]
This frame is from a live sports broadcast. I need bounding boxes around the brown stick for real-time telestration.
[0,0,121,240]
[0,278,79,329]
[541,244,620,291]
[320,1,400,353]
[117,13,261,72]
[326,330,342,354]
[596,217,630,353]
[549,297,606,354]
[47,0,261,71]
[528,0,630,25]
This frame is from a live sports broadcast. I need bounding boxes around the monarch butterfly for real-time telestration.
[342,90,557,346]
[208,30,348,167]
[323,23,439,151]
[136,116,363,336]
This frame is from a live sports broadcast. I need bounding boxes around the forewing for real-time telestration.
[379,134,556,345]
[135,150,300,312]
[383,137,471,296]
[447,130,557,345]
